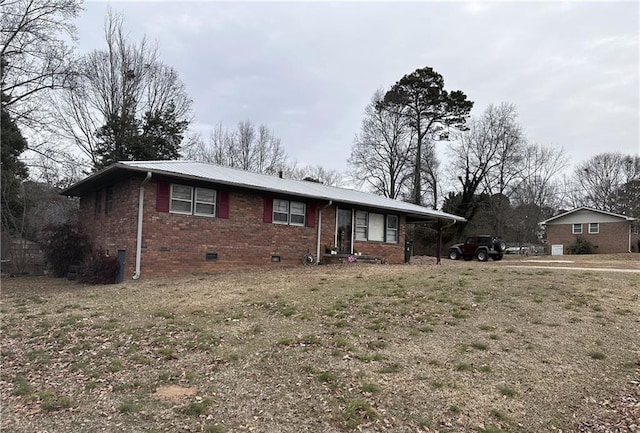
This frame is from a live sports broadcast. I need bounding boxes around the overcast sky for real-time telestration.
[76,1,639,178]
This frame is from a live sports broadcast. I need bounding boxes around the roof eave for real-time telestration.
[540,206,637,224]
[59,164,125,196]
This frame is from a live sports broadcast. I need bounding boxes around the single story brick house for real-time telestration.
[540,207,639,255]
[61,161,465,280]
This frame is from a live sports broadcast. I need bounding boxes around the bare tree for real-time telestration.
[512,143,567,210]
[1,0,81,126]
[481,103,526,197]
[235,120,255,171]
[54,10,192,169]
[182,121,290,176]
[572,153,639,211]
[348,90,413,199]
[417,134,441,207]
[182,126,234,167]
[233,121,287,174]
[291,164,343,186]
[447,103,524,233]
[480,103,526,234]
[254,124,288,175]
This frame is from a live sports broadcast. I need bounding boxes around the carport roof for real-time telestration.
[61,160,466,223]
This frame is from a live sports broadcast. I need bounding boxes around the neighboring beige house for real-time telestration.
[540,207,639,255]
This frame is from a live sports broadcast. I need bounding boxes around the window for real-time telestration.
[368,213,385,241]
[170,184,216,217]
[95,190,102,217]
[290,201,305,226]
[170,184,193,214]
[572,223,582,234]
[105,186,114,215]
[194,187,216,216]
[273,199,305,226]
[354,211,398,243]
[588,223,599,234]
[355,211,368,241]
[386,215,398,243]
[273,199,290,224]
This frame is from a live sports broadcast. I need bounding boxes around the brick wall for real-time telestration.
[79,177,407,279]
[546,221,635,254]
[78,178,138,277]
[352,218,406,263]
[142,182,320,277]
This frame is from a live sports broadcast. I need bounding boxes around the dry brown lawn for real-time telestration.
[1,254,639,432]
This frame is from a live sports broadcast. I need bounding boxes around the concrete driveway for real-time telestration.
[504,257,640,273]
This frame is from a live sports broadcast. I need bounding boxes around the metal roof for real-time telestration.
[61,160,466,222]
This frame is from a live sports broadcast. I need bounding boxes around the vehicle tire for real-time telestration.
[494,240,506,253]
[476,250,489,262]
[463,255,473,261]
[448,250,460,260]
[492,254,503,261]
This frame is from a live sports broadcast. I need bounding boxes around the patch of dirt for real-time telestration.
[409,255,445,266]
[151,385,196,403]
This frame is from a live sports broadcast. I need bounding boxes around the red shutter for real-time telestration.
[156,182,170,212]
[218,190,230,219]
[263,197,273,223]
[306,203,317,228]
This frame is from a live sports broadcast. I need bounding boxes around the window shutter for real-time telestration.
[306,204,317,228]
[217,190,230,219]
[156,182,170,212]
[263,197,273,223]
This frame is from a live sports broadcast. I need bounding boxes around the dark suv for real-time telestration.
[448,235,507,262]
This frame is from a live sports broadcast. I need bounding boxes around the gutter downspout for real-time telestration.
[442,218,458,231]
[316,201,333,264]
[132,172,152,280]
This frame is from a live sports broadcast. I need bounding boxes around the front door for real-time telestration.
[337,208,353,254]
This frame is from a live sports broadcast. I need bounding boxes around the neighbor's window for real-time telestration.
[170,184,216,217]
[354,211,398,243]
[588,223,599,234]
[273,199,305,226]
[572,223,582,234]
[105,186,114,215]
